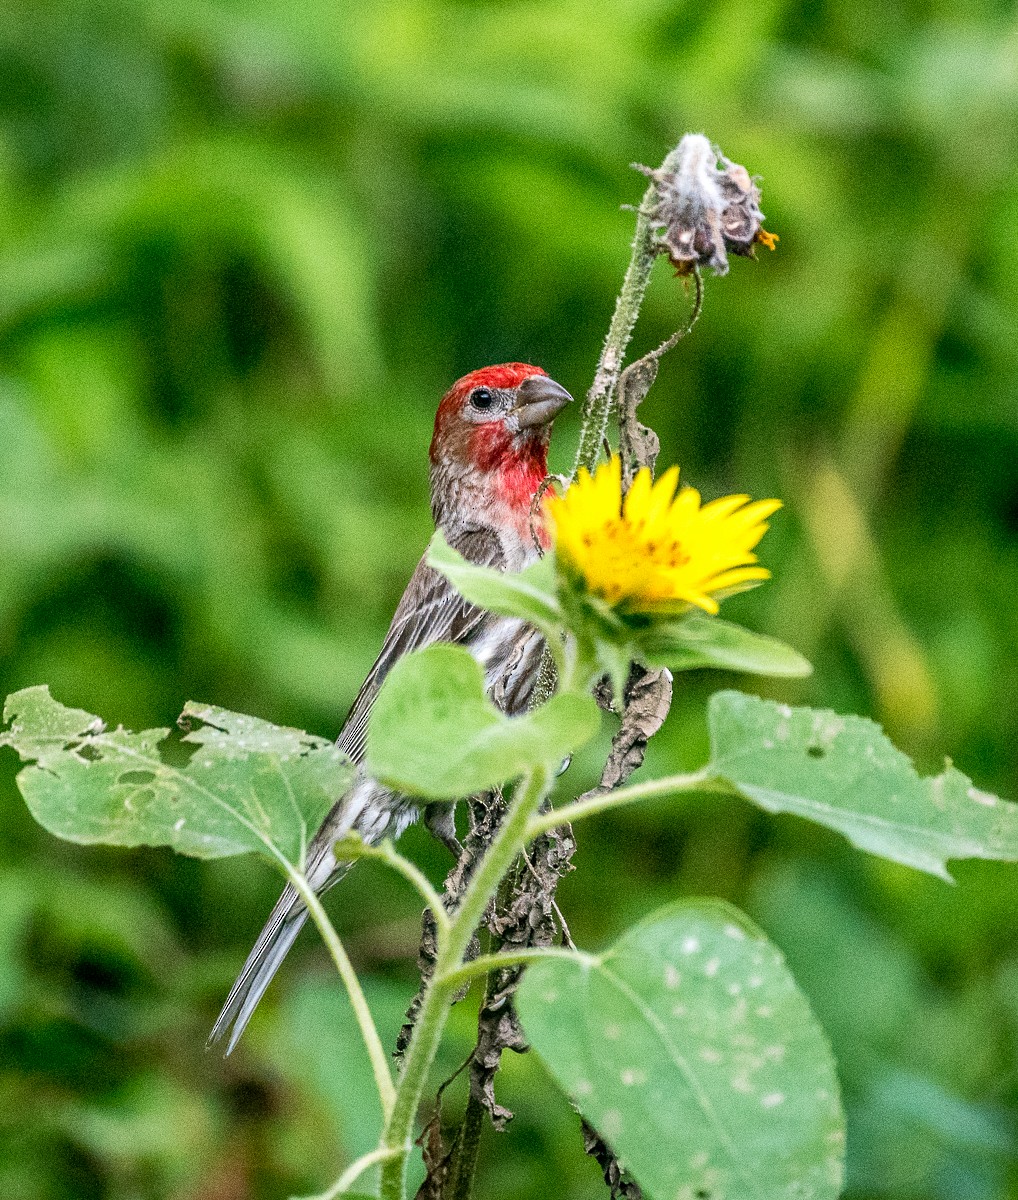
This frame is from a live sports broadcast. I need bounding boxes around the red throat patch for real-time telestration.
[429,363,557,546]
[469,421,549,503]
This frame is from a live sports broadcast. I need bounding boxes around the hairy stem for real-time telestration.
[284,865,397,1119]
[379,768,550,1200]
[436,946,590,992]
[570,145,682,480]
[525,768,728,839]
[301,1146,402,1200]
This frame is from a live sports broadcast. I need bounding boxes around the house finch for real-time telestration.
[210,364,572,1052]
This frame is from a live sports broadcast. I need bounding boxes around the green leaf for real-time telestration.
[637,613,812,678]
[517,900,844,1200]
[366,645,599,798]
[1,686,350,868]
[427,532,563,637]
[709,691,1018,880]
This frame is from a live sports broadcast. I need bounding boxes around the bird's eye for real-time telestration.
[470,387,494,411]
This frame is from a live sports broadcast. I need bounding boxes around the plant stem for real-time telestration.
[449,1090,486,1200]
[436,946,592,992]
[525,768,731,839]
[284,865,397,1120]
[570,146,681,480]
[378,768,550,1200]
[300,1146,402,1200]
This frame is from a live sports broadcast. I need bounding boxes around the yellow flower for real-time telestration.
[545,458,781,616]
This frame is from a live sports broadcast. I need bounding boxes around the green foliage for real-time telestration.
[427,535,564,641]
[708,692,1018,880]
[518,900,843,1200]
[11,670,1001,1200]
[1,686,348,868]
[2,0,1018,1197]
[430,537,812,686]
[366,644,599,798]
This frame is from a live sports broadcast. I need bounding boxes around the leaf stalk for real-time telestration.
[284,864,397,1120]
[525,768,728,839]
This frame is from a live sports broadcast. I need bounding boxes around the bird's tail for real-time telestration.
[208,879,314,1055]
[210,776,409,1053]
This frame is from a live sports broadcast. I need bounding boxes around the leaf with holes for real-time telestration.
[366,644,599,798]
[709,691,1018,880]
[517,900,844,1200]
[0,686,350,869]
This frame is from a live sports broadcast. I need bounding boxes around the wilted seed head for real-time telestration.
[639,134,774,276]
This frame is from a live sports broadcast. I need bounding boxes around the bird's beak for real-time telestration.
[512,375,573,428]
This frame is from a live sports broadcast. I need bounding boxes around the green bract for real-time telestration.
[639,612,812,677]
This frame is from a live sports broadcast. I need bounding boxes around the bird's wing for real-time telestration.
[212,528,509,1055]
[336,525,505,766]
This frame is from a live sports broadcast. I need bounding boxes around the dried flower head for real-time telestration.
[639,134,777,276]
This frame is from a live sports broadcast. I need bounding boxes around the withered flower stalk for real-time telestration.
[572,133,773,482]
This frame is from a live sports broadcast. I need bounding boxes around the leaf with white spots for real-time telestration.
[709,690,1018,880]
[1,686,349,869]
[517,899,844,1200]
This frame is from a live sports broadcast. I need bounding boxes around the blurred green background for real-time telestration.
[2,0,1018,1197]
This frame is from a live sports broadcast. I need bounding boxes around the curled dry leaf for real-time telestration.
[617,352,662,491]
[582,1119,645,1200]
[597,666,673,792]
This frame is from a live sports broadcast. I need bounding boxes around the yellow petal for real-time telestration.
[548,456,780,617]
[624,467,654,524]
[645,466,681,525]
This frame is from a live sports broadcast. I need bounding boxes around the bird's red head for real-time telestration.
[429,364,571,517]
